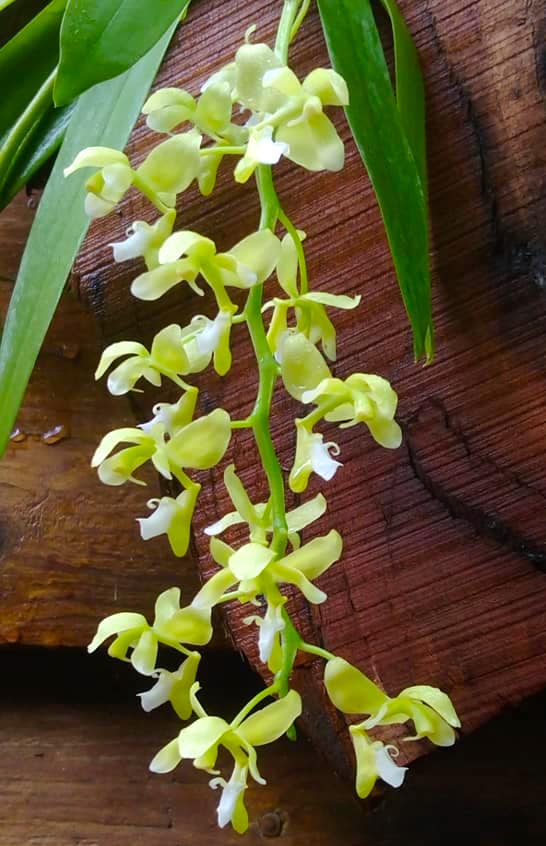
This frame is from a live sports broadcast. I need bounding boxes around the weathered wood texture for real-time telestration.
[70,0,546,776]
[0,195,210,647]
[1,647,545,846]
[0,648,364,846]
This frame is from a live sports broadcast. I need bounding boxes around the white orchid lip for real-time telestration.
[110,222,151,263]
[137,497,177,541]
[210,770,247,829]
[138,669,175,712]
[248,129,289,165]
[374,743,408,789]
[310,435,342,481]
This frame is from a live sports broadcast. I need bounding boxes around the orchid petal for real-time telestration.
[238,690,302,746]
[324,657,387,715]
[178,716,229,759]
[88,612,147,653]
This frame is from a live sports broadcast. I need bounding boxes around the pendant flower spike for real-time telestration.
[69,8,460,833]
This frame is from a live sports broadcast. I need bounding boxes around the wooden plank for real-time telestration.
[0,649,364,845]
[66,0,546,775]
[0,197,213,648]
[0,647,545,844]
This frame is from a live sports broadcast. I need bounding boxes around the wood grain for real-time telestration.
[1,646,545,845]
[0,648,364,846]
[0,194,213,648]
[69,0,546,777]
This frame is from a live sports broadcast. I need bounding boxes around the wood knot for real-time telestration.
[258,809,287,838]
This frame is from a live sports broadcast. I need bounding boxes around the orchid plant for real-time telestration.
[66,0,459,834]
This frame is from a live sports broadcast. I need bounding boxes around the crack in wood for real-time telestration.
[405,397,546,572]
[425,0,546,289]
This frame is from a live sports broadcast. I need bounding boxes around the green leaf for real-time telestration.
[0,0,18,11]
[55,0,191,106]
[378,0,426,192]
[0,70,57,203]
[317,0,433,362]
[0,100,75,209]
[0,23,177,457]
[0,0,66,143]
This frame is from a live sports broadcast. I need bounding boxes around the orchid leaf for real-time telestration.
[379,0,426,192]
[0,23,177,457]
[0,0,65,142]
[317,0,433,362]
[55,0,191,105]
[0,101,75,209]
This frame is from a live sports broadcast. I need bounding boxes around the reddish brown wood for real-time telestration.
[72,0,546,780]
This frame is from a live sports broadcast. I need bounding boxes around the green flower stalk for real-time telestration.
[67,0,460,833]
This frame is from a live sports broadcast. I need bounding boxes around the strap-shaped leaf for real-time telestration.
[55,0,191,106]
[0,101,75,209]
[317,0,433,362]
[0,0,65,143]
[378,0,426,192]
[0,0,18,12]
[0,24,178,457]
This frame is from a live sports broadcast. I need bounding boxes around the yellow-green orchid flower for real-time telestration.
[95,325,197,395]
[64,147,134,218]
[289,420,342,493]
[137,485,200,557]
[138,651,201,719]
[92,392,231,486]
[301,373,403,449]
[64,132,202,216]
[88,588,212,674]
[149,686,302,833]
[129,228,280,303]
[265,233,361,359]
[96,308,235,389]
[193,529,343,610]
[232,43,348,173]
[110,210,176,269]
[324,658,460,797]
[324,657,461,747]
[143,81,244,145]
[204,463,327,548]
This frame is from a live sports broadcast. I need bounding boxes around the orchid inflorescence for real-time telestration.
[67,0,460,834]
